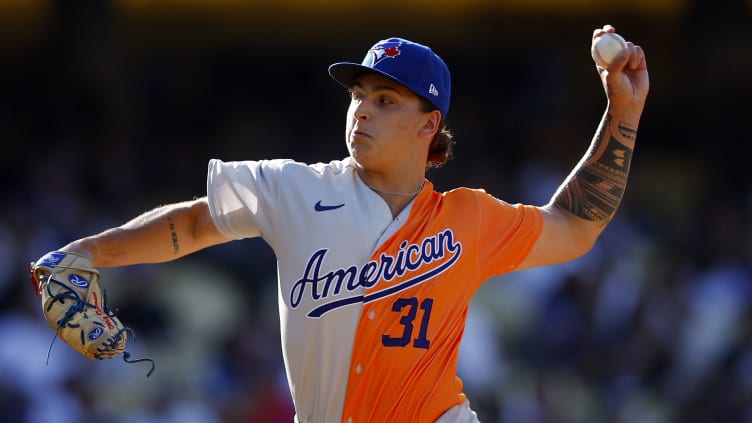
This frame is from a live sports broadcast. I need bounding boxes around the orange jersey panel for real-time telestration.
[341,184,542,422]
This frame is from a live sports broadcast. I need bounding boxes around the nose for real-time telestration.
[351,98,370,121]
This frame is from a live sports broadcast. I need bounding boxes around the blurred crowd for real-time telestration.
[1,1,751,422]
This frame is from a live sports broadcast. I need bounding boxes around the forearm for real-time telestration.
[551,104,637,227]
[60,198,226,268]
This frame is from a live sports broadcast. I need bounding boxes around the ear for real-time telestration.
[418,110,442,138]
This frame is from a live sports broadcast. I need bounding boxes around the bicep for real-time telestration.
[189,197,234,251]
[515,204,603,271]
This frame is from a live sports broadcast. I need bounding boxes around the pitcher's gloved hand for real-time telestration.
[30,251,155,376]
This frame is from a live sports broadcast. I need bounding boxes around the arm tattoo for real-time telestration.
[554,113,636,223]
[167,216,180,254]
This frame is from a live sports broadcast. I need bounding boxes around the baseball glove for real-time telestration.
[29,251,154,376]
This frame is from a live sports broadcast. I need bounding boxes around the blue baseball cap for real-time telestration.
[328,37,451,117]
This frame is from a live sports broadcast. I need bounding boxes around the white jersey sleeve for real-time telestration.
[206,158,291,240]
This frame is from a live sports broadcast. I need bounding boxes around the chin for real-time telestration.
[347,142,367,158]
[348,150,375,169]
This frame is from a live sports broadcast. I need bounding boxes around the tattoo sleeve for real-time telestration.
[553,113,636,224]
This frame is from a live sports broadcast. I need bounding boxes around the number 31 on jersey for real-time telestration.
[382,297,434,349]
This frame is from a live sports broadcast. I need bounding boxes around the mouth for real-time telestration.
[350,129,370,140]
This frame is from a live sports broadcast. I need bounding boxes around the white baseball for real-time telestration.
[591,32,628,68]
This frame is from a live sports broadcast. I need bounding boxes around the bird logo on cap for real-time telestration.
[364,41,401,67]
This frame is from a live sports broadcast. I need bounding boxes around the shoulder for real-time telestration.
[209,157,354,178]
[441,187,502,204]
[305,157,356,176]
[440,186,541,219]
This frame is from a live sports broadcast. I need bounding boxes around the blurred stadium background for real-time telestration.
[1,0,751,422]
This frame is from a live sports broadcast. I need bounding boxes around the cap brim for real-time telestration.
[328,62,404,90]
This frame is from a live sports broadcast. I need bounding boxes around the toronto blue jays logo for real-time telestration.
[364,41,402,67]
[290,229,462,317]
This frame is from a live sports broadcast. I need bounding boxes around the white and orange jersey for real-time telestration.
[207,157,542,423]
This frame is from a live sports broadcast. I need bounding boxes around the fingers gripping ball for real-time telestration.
[29,251,155,376]
[591,32,627,68]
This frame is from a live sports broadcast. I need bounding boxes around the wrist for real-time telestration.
[60,238,96,263]
[607,101,643,130]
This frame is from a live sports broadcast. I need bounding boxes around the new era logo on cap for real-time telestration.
[328,37,452,117]
[429,84,439,97]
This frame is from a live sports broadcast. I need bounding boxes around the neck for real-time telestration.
[356,167,425,196]
[376,191,419,219]
[356,170,425,218]
[365,181,425,197]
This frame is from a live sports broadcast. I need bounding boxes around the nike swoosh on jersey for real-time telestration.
[314,201,345,212]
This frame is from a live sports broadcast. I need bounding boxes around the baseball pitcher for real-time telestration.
[29,25,648,422]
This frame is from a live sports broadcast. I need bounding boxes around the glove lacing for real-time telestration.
[43,277,156,377]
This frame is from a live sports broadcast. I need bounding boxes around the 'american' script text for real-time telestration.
[290,228,462,317]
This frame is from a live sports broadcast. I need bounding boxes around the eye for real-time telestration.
[349,89,363,101]
[379,95,395,105]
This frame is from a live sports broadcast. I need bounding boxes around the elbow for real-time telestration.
[569,215,610,261]
[557,215,606,264]
[524,205,608,270]
[570,233,598,261]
